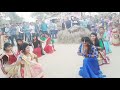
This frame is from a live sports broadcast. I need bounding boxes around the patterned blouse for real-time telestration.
[78,43,98,58]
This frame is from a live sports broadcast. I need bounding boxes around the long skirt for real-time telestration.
[44,45,54,54]
[33,47,42,58]
[98,50,110,66]
[22,61,44,78]
[79,57,106,78]
[103,41,112,54]
[3,60,44,78]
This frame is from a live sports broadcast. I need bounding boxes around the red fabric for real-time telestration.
[44,45,54,54]
[8,55,17,64]
[46,37,51,45]
[44,37,54,54]
[20,67,24,78]
[33,47,42,57]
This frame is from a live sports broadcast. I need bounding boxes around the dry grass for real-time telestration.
[57,25,91,44]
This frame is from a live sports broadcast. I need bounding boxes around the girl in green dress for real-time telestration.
[99,27,112,54]
[90,33,110,65]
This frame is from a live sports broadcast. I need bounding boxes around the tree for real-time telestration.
[31,12,62,21]
[0,12,10,25]
[2,12,24,24]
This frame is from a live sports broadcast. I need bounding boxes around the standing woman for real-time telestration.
[98,26,112,54]
[90,33,110,65]
[77,37,106,78]
[32,35,44,58]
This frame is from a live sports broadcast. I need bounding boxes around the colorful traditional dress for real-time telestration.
[17,53,44,78]
[16,44,23,57]
[98,39,110,65]
[1,52,44,78]
[33,40,42,58]
[0,52,17,78]
[40,37,46,41]
[102,32,112,54]
[78,44,106,78]
[44,37,54,54]
[111,28,120,46]
[51,39,56,51]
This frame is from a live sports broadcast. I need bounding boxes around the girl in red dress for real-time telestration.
[32,35,44,58]
[44,34,54,54]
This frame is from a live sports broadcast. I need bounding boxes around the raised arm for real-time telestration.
[39,39,45,43]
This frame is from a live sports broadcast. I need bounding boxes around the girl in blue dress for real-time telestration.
[77,37,106,78]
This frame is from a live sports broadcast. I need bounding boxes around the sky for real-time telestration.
[16,12,35,22]
[15,12,103,22]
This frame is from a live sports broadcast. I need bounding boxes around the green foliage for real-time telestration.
[31,12,62,20]
[0,12,23,25]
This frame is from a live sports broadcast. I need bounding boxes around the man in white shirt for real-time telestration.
[5,24,11,43]
[18,23,24,40]
[29,22,35,41]
[16,23,21,38]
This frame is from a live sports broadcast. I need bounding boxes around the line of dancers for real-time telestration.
[0,33,55,78]
[77,26,112,78]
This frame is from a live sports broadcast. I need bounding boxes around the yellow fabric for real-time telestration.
[3,53,43,78]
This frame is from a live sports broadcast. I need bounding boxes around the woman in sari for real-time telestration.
[17,43,44,78]
[111,28,120,46]
[0,43,44,78]
[77,37,106,78]
[99,26,112,54]
[44,33,55,54]
[32,35,44,58]
[0,43,17,78]
[90,33,110,66]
